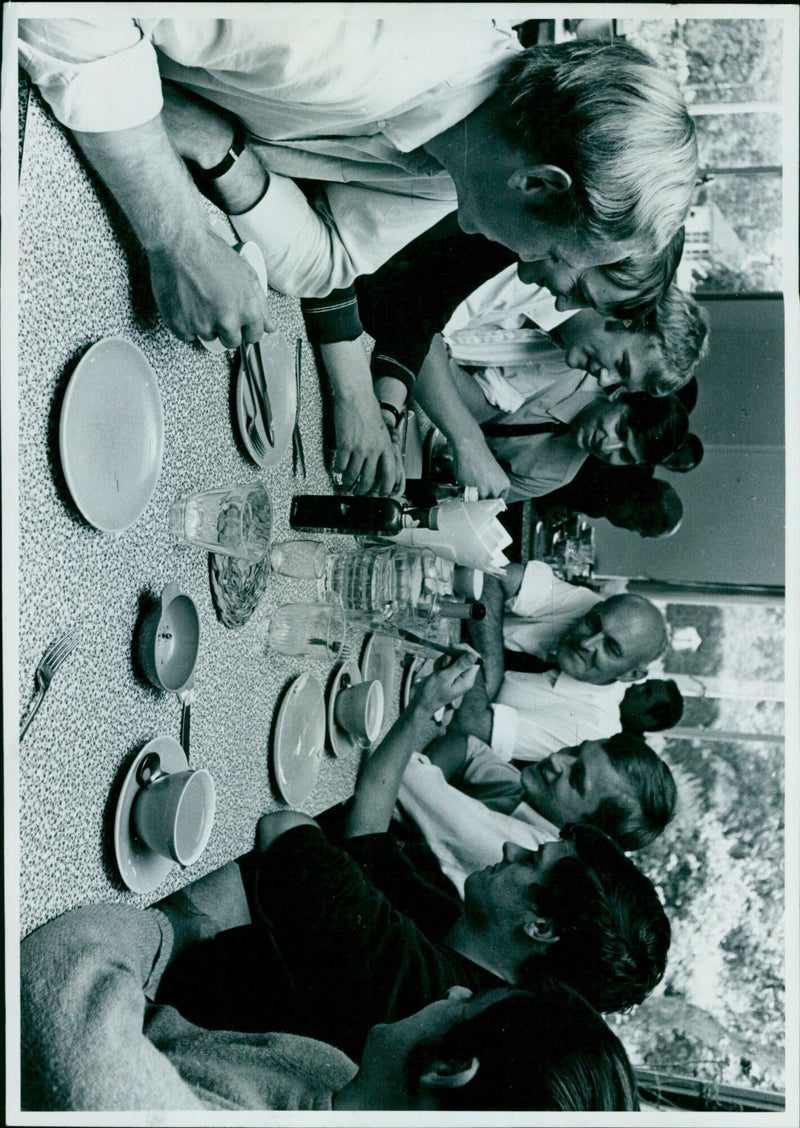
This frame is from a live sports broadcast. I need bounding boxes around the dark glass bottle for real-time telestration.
[290,495,437,536]
[436,598,486,620]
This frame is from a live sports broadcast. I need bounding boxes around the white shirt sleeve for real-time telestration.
[506,560,597,621]
[19,18,163,131]
[232,177,452,297]
[489,702,518,761]
[397,753,555,899]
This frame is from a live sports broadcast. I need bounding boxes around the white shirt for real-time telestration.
[441,264,583,412]
[396,748,559,898]
[503,560,601,656]
[19,15,522,296]
[488,562,622,758]
[491,671,627,761]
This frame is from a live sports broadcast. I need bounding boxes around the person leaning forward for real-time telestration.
[19,16,697,494]
[155,651,670,1060]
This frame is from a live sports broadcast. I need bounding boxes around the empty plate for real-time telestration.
[59,338,164,533]
[272,672,326,806]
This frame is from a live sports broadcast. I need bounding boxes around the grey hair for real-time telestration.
[498,41,698,255]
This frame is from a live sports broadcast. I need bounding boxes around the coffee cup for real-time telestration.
[132,766,216,867]
[334,679,384,743]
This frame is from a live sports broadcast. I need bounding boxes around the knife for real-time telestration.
[292,338,307,478]
[245,341,275,446]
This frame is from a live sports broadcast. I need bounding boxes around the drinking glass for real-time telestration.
[262,596,347,661]
[269,539,328,579]
[170,482,272,562]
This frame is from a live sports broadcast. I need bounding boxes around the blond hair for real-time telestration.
[498,41,697,255]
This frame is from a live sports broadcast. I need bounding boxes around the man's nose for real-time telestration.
[583,630,604,651]
[502,841,526,863]
[554,293,587,312]
[596,369,618,390]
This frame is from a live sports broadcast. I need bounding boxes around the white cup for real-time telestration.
[133,768,216,866]
[335,679,384,743]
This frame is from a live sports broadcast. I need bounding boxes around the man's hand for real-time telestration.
[450,435,510,500]
[150,231,273,347]
[411,648,481,721]
[333,392,403,496]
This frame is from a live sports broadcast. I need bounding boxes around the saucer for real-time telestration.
[360,633,397,721]
[327,658,366,758]
[114,736,188,894]
[272,672,326,805]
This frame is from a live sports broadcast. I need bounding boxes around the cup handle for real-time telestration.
[136,751,167,788]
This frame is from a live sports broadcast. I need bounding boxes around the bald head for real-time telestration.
[555,595,667,685]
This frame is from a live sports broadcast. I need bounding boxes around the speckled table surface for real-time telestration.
[14,92,402,937]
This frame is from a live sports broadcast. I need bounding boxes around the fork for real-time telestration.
[19,626,80,740]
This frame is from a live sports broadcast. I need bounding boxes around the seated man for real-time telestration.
[396,729,676,897]
[452,560,669,761]
[155,653,670,1057]
[20,902,639,1111]
[537,462,684,537]
[20,20,698,495]
[620,677,684,736]
[437,387,688,502]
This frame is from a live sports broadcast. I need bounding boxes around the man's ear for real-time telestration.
[522,914,560,947]
[508,165,572,204]
[619,667,648,683]
[420,1056,480,1091]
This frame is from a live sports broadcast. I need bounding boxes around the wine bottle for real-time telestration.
[290,495,437,536]
[404,480,479,507]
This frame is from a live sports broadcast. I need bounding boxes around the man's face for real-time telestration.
[519,257,638,315]
[557,309,662,394]
[570,400,645,468]
[456,173,630,273]
[556,599,654,684]
[520,741,629,827]
[464,840,576,929]
[620,679,670,730]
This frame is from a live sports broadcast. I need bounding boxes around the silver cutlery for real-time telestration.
[242,341,275,446]
[240,347,269,459]
[19,626,80,740]
[293,338,307,478]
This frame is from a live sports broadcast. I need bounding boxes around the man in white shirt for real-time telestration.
[397,730,676,898]
[19,15,697,492]
[451,560,668,761]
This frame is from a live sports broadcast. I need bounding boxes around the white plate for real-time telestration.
[327,658,364,758]
[114,736,187,894]
[272,672,326,805]
[60,338,164,533]
[236,331,297,469]
[360,633,397,719]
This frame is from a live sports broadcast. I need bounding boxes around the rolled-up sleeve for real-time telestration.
[489,703,518,762]
[19,18,163,131]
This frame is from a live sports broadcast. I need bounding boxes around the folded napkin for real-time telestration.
[389,499,512,574]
